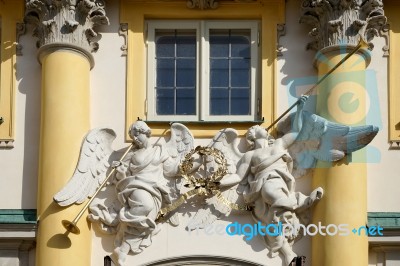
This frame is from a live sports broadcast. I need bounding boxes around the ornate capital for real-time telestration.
[187,0,219,9]
[300,0,387,51]
[24,0,109,54]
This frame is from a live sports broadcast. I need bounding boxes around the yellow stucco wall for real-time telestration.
[121,0,285,138]
[0,0,24,145]
[386,1,400,142]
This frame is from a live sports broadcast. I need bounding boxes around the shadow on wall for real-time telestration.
[278,0,316,114]
[17,23,41,209]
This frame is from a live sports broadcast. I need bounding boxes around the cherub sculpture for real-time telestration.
[53,96,378,266]
[53,121,193,266]
[187,95,378,265]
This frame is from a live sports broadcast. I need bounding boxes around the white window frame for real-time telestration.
[146,20,259,122]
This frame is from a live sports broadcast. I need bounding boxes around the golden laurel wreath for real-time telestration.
[180,146,227,193]
[156,146,252,222]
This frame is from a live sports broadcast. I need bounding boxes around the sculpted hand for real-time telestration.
[298,95,308,109]
[112,161,122,168]
[112,161,127,181]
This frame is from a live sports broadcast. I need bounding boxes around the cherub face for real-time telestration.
[246,127,256,141]
[131,128,148,148]
[129,121,151,148]
[247,125,268,140]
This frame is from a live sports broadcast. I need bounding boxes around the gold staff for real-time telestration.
[61,143,134,234]
[267,36,369,131]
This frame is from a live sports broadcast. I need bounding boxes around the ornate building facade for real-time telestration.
[0,0,399,265]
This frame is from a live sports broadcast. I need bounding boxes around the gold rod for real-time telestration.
[267,37,368,131]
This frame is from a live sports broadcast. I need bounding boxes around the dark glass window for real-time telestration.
[155,29,197,115]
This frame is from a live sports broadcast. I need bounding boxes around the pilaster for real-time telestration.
[300,1,386,266]
[24,1,109,265]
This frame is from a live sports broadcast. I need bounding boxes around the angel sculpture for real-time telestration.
[53,121,194,266]
[187,95,379,266]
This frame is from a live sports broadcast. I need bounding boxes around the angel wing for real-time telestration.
[278,111,379,178]
[163,123,194,225]
[165,123,194,161]
[187,128,246,230]
[53,128,117,206]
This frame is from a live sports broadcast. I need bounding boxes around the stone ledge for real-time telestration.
[0,209,36,224]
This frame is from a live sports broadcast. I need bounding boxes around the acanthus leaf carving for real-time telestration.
[24,0,109,53]
[300,0,387,51]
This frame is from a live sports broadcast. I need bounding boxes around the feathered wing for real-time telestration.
[282,111,379,178]
[163,123,194,225]
[53,128,117,206]
[187,128,245,230]
[166,123,194,161]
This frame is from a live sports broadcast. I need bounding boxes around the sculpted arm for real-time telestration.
[279,95,308,149]
[219,152,252,187]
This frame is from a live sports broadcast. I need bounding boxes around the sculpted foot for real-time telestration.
[296,187,324,213]
[112,247,128,266]
[310,187,323,203]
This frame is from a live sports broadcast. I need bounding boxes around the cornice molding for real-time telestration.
[300,0,387,51]
[24,0,109,55]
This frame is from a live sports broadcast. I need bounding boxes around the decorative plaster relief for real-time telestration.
[24,0,109,53]
[54,97,379,266]
[16,23,26,56]
[187,0,219,9]
[277,23,286,56]
[119,23,128,56]
[379,23,389,57]
[300,0,387,51]
[0,140,14,149]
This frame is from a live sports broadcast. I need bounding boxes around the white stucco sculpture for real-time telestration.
[53,121,194,265]
[53,96,379,266]
[186,96,379,265]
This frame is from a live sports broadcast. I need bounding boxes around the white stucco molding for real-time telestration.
[0,224,36,240]
[24,0,109,56]
[0,224,36,266]
[300,0,387,51]
[313,43,372,68]
[37,42,95,69]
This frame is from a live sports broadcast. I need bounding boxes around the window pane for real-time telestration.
[210,30,229,57]
[156,89,174,115]
[209,28,252,116]
[231,89,250,115]
[231,30,250,58]
[156,31,175,57]
[154,29,197,116]
[210,89,229,115]
[176,32,196,57]
[177,59,196,87]
[231,59,250,87]
[210,59,229,87]
[177,88,196,115]
[156,59,174,87]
